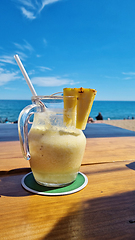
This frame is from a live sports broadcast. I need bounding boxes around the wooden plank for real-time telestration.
[0,162,135,239]
[83,136,135,164]
[0,141,30,172]
[0,137,135,172]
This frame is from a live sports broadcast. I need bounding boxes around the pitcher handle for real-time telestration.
[18,103,37,160]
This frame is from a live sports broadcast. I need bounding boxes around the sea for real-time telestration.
[0,100,135,123]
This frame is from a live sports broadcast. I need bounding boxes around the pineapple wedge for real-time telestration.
[63,87,97,130]
[63,88,77,126]
[75,87,97,130]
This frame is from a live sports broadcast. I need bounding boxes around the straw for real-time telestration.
[14,54,37,96]
[14,54,46,110]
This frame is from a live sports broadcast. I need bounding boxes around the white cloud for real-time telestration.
[0,55,16,65]
[14,40,34,52]
[21,7,36,19]
[105,75,120,80]
[123,77,132,80]
[38,0,61,13]
[14,43,24,51]
[18,0,36,9]
[28,69,36,75]
[0,68,4,73]
[4,87,17,90]
[13,40,34,61]
[122,72,135,76]
[39,66,52,71]
[14,51,28,61]
[0,70,19,86]
[31,76,77,86]
[0,63,4,66]
[15,0,62,19]
[23,40,34,52]
[36,54,41,58]
[43,38,47,46]
[0,52,27,67]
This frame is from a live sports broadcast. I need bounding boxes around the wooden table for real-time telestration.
[0,137,135,239]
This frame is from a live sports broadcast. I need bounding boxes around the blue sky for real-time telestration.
[0,0,135,100]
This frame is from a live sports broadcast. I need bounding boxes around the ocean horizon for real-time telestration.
[0,99,135,123]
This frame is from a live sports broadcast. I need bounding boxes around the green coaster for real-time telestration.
[21,172,88,196]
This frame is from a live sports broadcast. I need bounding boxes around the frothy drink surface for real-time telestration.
[28,115,86,186]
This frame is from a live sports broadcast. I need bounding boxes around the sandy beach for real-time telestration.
[95,119,135,132]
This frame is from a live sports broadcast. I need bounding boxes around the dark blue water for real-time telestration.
[90,101,135,120]
[0,100,31,123]
[0,100,135,123]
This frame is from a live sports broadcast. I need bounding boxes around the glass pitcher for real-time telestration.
[18,95,86,187]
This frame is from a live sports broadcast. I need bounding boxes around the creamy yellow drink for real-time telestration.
[28,112,86,186]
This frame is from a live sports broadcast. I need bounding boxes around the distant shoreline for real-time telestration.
[1,100,135,122]
[1,119,135,132]
[89,119,135,132]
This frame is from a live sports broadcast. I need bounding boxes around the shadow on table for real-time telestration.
[126,162,135,171]
[0,123,19,141]
[0,168,31,197]
[1,123,135,141]
[41,191,135,240]
[83,123,135,138]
